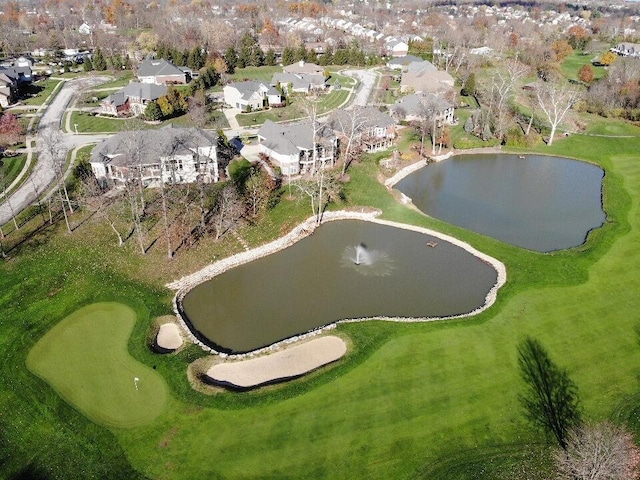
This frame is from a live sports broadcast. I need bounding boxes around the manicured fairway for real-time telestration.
[3,124,640,478]
[26,302,168,428]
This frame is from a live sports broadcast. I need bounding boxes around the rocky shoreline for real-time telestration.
[166,207,507,360]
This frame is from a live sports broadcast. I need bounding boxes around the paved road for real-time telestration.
[341,69,378,108]
[0,76,109,225]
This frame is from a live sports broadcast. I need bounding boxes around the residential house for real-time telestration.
[0,65,32,107]
[328,107,397,153]
[271,72,327,94]
[257,119,337,175]
[386,55,425,71]
[137,58,188,85]
[283,60,326,77]
[390,93,455,126]
[612,43,640,57]
[223,81,284,112]
[305,42,327,54]
[400,65,455,96]
[98,82,167,116]
[90,126,221,186]
[386,39,409,57]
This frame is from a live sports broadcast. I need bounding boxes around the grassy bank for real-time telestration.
[1,123,640,478]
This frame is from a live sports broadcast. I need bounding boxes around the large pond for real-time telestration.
[395,154,606,252]
[181,220,499,354]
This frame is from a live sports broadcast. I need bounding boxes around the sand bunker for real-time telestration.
[206,336,347,389]
[156,323,183,351]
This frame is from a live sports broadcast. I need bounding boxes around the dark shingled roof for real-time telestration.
[90,126,217,167]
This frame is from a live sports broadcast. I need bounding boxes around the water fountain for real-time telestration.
[354,243,370,265]
[343,243,393,276]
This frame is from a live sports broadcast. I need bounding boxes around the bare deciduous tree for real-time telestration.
[554,421,640,480]
[212,183,243,241]
[535,81,582,146]
[328,107,371,177]
[485,60,529,141]
[39,127,72,233]
[77,174,125,247]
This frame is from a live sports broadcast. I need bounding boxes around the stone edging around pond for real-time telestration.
[166,210,507,360]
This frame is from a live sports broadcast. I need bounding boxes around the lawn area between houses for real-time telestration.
[236,89,351,127]
[20,78,63,106]
[2,122,640,479]
[66,110,208,133]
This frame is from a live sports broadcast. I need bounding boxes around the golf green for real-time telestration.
[26,302,168,428]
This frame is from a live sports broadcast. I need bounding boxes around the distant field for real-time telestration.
[26,302,168,428]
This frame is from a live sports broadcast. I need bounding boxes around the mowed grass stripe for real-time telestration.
[26,302,168,428]
[119,135,640,479]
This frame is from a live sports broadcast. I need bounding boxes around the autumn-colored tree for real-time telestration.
[261,19,280,48]
[552,40,574,61]
[0,113,25,147]
[567,25,590,51]
[508,32,520,48]
[103,0,131,25]
[600,51,617,66]
[136,31,159,55]
[578,64,594,84]
[157,96,174,118]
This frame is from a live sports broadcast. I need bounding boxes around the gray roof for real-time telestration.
[391,93,452,117]
[271,72,326,90]
[258,119,334,156]
[406,59,437,74]
[90,126,218,167]
[137,58,185,78]
[387,55,423,66]
[104,82,167,106]
[328,107,395,130]
[227,80,267,100]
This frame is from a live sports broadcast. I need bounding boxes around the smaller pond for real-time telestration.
[180,220,500,354]
[395,154,606,252]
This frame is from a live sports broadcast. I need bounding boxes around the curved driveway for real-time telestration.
[0,76,110,225]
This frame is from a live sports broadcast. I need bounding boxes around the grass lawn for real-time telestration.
[67,111,203,133]
[561,51,606,82]
[88,71,135,90]
[0,154,27,187]
[236,89,350,127]
[3,119,640,479]
[26,302,168,428]
[21,79,62,106]
[228,65,284,83]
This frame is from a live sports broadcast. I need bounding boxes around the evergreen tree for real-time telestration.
[92,48,107,71]
[187,47,205,70]
[250,47,264,67]
[282,46,296,66]
[265,48,277,66]
[295,43,307,62]
[224,47,238,73]
[144,101,163,121]
[83,56,93,72]
[333,48,349,65]
[319,45,333,66]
